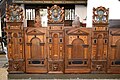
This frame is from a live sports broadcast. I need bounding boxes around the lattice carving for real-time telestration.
[93,6,109,23]
[47,5,64,23]
[6,4,23,22]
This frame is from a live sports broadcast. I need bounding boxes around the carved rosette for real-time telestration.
[8,60,25,72]
[47,5,64,23]
[6,4,23,22]
[93,6,109,23]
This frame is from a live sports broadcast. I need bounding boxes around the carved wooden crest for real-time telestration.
[6,4,23,22]
[47,5,64,23]
[93,6,109,24]
[67,28,89,35]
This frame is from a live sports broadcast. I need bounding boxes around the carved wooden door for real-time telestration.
[48,33,64,73]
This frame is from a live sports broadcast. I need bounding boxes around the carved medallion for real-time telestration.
[6,4,23,22]
[93,6,109,23]
[47,5,64,23]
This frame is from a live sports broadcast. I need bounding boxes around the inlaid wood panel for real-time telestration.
[24,27,47,73]
[53,34,59,60]
[65,28,91,73]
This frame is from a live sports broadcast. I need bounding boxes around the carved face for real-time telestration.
[97,10,104,16]
[53,9,58,18]
[47,5,64,23]
[97,10,104,22]
[51,9,61,21]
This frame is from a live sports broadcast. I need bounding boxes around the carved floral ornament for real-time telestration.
[93,6,109,23]
[6,4,23,22]
[47,5,64,23]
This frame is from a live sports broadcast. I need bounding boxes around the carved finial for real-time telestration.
[72,15,80,27]
[34,8,42,27]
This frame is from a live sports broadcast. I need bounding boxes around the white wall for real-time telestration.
[87,0,120,27]
[0,17,1,37]
[75,5,87,22]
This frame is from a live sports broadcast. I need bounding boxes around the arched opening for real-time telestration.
[30,37,41,59]
[116,39,120,59]
[71,38,84,59]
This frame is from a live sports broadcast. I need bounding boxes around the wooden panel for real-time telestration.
[65,28,91,73]
[115,39,120,59]
[71,38,84,59]
[31,38,41,59]
[25,28,47,73]
[96,35,103,60]
[52,34,59,60]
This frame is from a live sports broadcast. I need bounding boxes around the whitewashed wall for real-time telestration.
[0,16,1,37]
[75,5,87,22]
[87,0,120,27]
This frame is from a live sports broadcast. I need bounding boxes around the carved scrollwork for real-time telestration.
[8,60,25,72]
[6,4,23,22]
[47,5,64,23]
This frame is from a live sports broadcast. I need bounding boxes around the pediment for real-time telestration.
[110,30,120,35]
[27,29,45,35]
[67,28,89,35]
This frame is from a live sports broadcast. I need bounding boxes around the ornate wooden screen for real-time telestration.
[6,4,120,74]
[6,4,25,73]
[92,6,109,73]
[47,5,64,73]
[108,29,120,73]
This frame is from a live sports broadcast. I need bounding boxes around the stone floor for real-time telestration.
[0,54,8,80]
[8,74,120,79]
[1,54,120,80]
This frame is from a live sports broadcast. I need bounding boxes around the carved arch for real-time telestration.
[115,39,120,59]
[30,37,42,59]
[71,38,84,59]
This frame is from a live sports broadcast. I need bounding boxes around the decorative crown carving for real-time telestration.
[93,6,109,24]
[47,5,64,24]
[6,4,23,22]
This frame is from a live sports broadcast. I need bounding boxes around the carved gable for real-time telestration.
[110,30,120,35]
[67,28,89,35]
[27,29,45,35]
